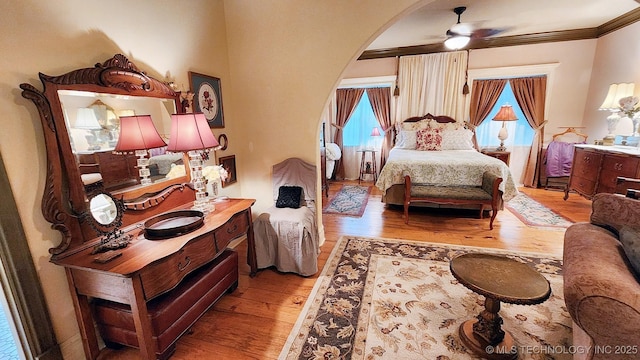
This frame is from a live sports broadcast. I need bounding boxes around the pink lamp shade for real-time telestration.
[114,115,166,153]
[167,113,219,152]
[492,105,518,122]
[370,127,381,136]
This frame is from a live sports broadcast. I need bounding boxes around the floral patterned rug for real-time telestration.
[505,193,573,228]
[280,236,572,360]
[322,185,372,217]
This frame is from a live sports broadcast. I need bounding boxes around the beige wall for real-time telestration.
[583,21,640,140]
[224,0,426,216]
[0,0,232,358]
[1,0,429,358]
[344,24,640,145]
[344,39,600,145]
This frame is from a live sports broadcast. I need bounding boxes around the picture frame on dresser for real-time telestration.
[189,71,225,128]
[219,155,237,187]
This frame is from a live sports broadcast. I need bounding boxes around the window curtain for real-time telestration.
[333,88,364,180]
[366,87,392,168]
[468,79,507,149]
[509,76,547,187]
[395,51,468,124]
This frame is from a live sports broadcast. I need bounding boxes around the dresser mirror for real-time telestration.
[58,89,187,199]
[84,190,132,254]
[20,54,190,258]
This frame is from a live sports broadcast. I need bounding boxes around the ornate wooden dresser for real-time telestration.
[565,144,640,200]
[20,54,257,360]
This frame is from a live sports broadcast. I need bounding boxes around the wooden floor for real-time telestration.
[97,181,592,360]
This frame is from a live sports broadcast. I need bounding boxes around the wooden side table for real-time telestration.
[450,253,551,360]
[482,149,511,166]
[357,149,378,184]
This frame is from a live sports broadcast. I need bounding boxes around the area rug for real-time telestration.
[505,193,573,228]
[322,185,371,217]
[280,236,572,360]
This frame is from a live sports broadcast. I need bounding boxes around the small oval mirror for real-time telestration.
[90,193,118,225]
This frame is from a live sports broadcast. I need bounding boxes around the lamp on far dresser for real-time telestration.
[113,115,167,185]
[492,104,518,151]
[599,83,635,145]
[167,112,220,212]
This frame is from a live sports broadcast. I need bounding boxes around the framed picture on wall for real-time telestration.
[189,71,225,128]
[219,155,237,187]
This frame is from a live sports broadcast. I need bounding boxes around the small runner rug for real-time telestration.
[505,193,573,228]
[322,185,371,217]
[280,236,572,360]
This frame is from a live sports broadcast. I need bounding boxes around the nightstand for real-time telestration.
[481,149,510,166]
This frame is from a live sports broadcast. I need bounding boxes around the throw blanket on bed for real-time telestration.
[375,148,519,202]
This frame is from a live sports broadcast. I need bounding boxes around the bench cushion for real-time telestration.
[410,185,492,201]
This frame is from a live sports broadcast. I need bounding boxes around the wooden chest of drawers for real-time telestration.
[565,145,640,200]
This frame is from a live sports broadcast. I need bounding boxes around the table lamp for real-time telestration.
[492,104,518,151]
[599,83,635,145]
[370,126,382,150]
[75,108,103,150]
[113,115,167,185]
[167,113,220,212]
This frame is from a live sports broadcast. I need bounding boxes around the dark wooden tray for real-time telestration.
[143,210,204,240]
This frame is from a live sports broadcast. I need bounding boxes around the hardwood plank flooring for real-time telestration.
[97,181,592,360]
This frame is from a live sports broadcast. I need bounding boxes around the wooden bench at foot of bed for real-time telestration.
[403,171,503,229]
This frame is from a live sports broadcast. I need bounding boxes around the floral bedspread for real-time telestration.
[375,148,519,201]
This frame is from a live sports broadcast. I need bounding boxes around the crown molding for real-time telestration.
[359,8,640,60]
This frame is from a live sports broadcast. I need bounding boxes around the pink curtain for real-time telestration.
[334,88,364,180]
[468,79,507,149]
[366,87,392,168]
[510,76,547,187]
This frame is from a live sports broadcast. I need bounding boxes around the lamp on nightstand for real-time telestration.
[492,104,518,151]
[113,115,167,186]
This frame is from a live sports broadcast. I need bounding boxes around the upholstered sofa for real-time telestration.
[563,193,640,360]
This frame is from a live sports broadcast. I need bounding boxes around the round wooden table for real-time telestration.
[450,253,551,360]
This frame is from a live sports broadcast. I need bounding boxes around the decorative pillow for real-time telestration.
[276,186,303,208]
[619,226,640,276]
[395,130,417,149]
[441,128,475,150]
[416,128,442,151]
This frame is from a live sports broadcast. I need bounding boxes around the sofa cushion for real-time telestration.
[620,226,640,276]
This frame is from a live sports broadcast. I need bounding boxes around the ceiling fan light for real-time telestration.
[444,35,470,50]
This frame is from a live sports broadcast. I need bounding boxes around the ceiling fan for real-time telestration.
[444,6,507,50]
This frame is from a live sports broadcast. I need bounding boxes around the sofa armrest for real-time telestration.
[590,193,640,235]
[563,223,640,358]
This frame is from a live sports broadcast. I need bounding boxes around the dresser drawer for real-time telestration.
[572,149,602,178]
[139,233,217,300]
[570,176,597,196]
[214,211,249,251]
[598,155,640,193]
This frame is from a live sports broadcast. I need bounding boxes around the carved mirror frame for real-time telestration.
[20,54,192,260]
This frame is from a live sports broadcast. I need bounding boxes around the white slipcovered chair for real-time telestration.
[253,158,319,276]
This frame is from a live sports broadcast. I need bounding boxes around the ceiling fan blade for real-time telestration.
[470,27,508,39]
[449,22,474,36]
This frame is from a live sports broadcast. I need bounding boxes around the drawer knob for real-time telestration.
[178,256,191,272]
[226,224,238,234]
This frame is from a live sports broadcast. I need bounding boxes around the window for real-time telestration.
[475,82,535,148]
[342,90,385,148]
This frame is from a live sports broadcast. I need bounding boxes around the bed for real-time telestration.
[375,115,519,207]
